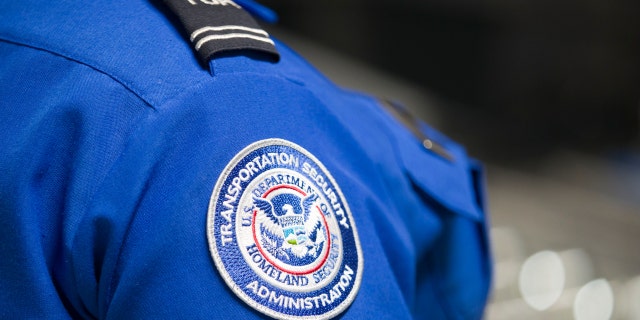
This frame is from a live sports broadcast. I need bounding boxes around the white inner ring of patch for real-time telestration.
[236,168,344,293]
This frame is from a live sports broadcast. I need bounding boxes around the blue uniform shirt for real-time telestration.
[0,0,492,318]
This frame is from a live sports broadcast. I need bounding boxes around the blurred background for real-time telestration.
[260,0,640,318]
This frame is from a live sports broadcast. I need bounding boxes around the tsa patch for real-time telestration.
[207,139,363,319]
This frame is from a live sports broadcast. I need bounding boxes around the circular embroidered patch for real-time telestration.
[207,139,363,319]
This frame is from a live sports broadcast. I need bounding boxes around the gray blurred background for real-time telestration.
[260,0,640,318]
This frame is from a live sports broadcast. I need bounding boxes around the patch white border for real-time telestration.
[207,138,364,319]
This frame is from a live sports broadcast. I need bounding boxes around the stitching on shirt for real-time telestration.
[0,36,157,111]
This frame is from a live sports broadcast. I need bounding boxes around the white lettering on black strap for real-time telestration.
[163,0,279,64]
[187,0,241,8]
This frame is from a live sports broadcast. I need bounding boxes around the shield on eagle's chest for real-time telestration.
[269,193,311,246]
[283,225,308,245]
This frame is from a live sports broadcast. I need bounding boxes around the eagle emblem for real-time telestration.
[253,192,327,263]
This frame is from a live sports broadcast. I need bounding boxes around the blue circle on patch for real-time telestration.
[207,139,363,319]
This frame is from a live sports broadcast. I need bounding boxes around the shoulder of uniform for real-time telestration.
[0,0,280,107]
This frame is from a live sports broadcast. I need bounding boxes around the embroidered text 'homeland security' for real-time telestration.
[207,139,363,319]
[163,0,279,64]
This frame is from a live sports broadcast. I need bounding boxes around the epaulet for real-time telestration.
[163,0,279,65]
[378,98,454,161]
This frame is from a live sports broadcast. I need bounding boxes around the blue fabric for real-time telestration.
[0,0,492,318]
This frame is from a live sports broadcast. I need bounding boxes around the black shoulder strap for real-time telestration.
[379,98,454,161]
[163,0,279,64]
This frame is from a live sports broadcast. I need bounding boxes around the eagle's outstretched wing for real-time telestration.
[253,197,278,224]
[308,220,323,243]
[302,193,318,222]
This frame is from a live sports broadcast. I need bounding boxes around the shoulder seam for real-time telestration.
[0,37,157,111]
